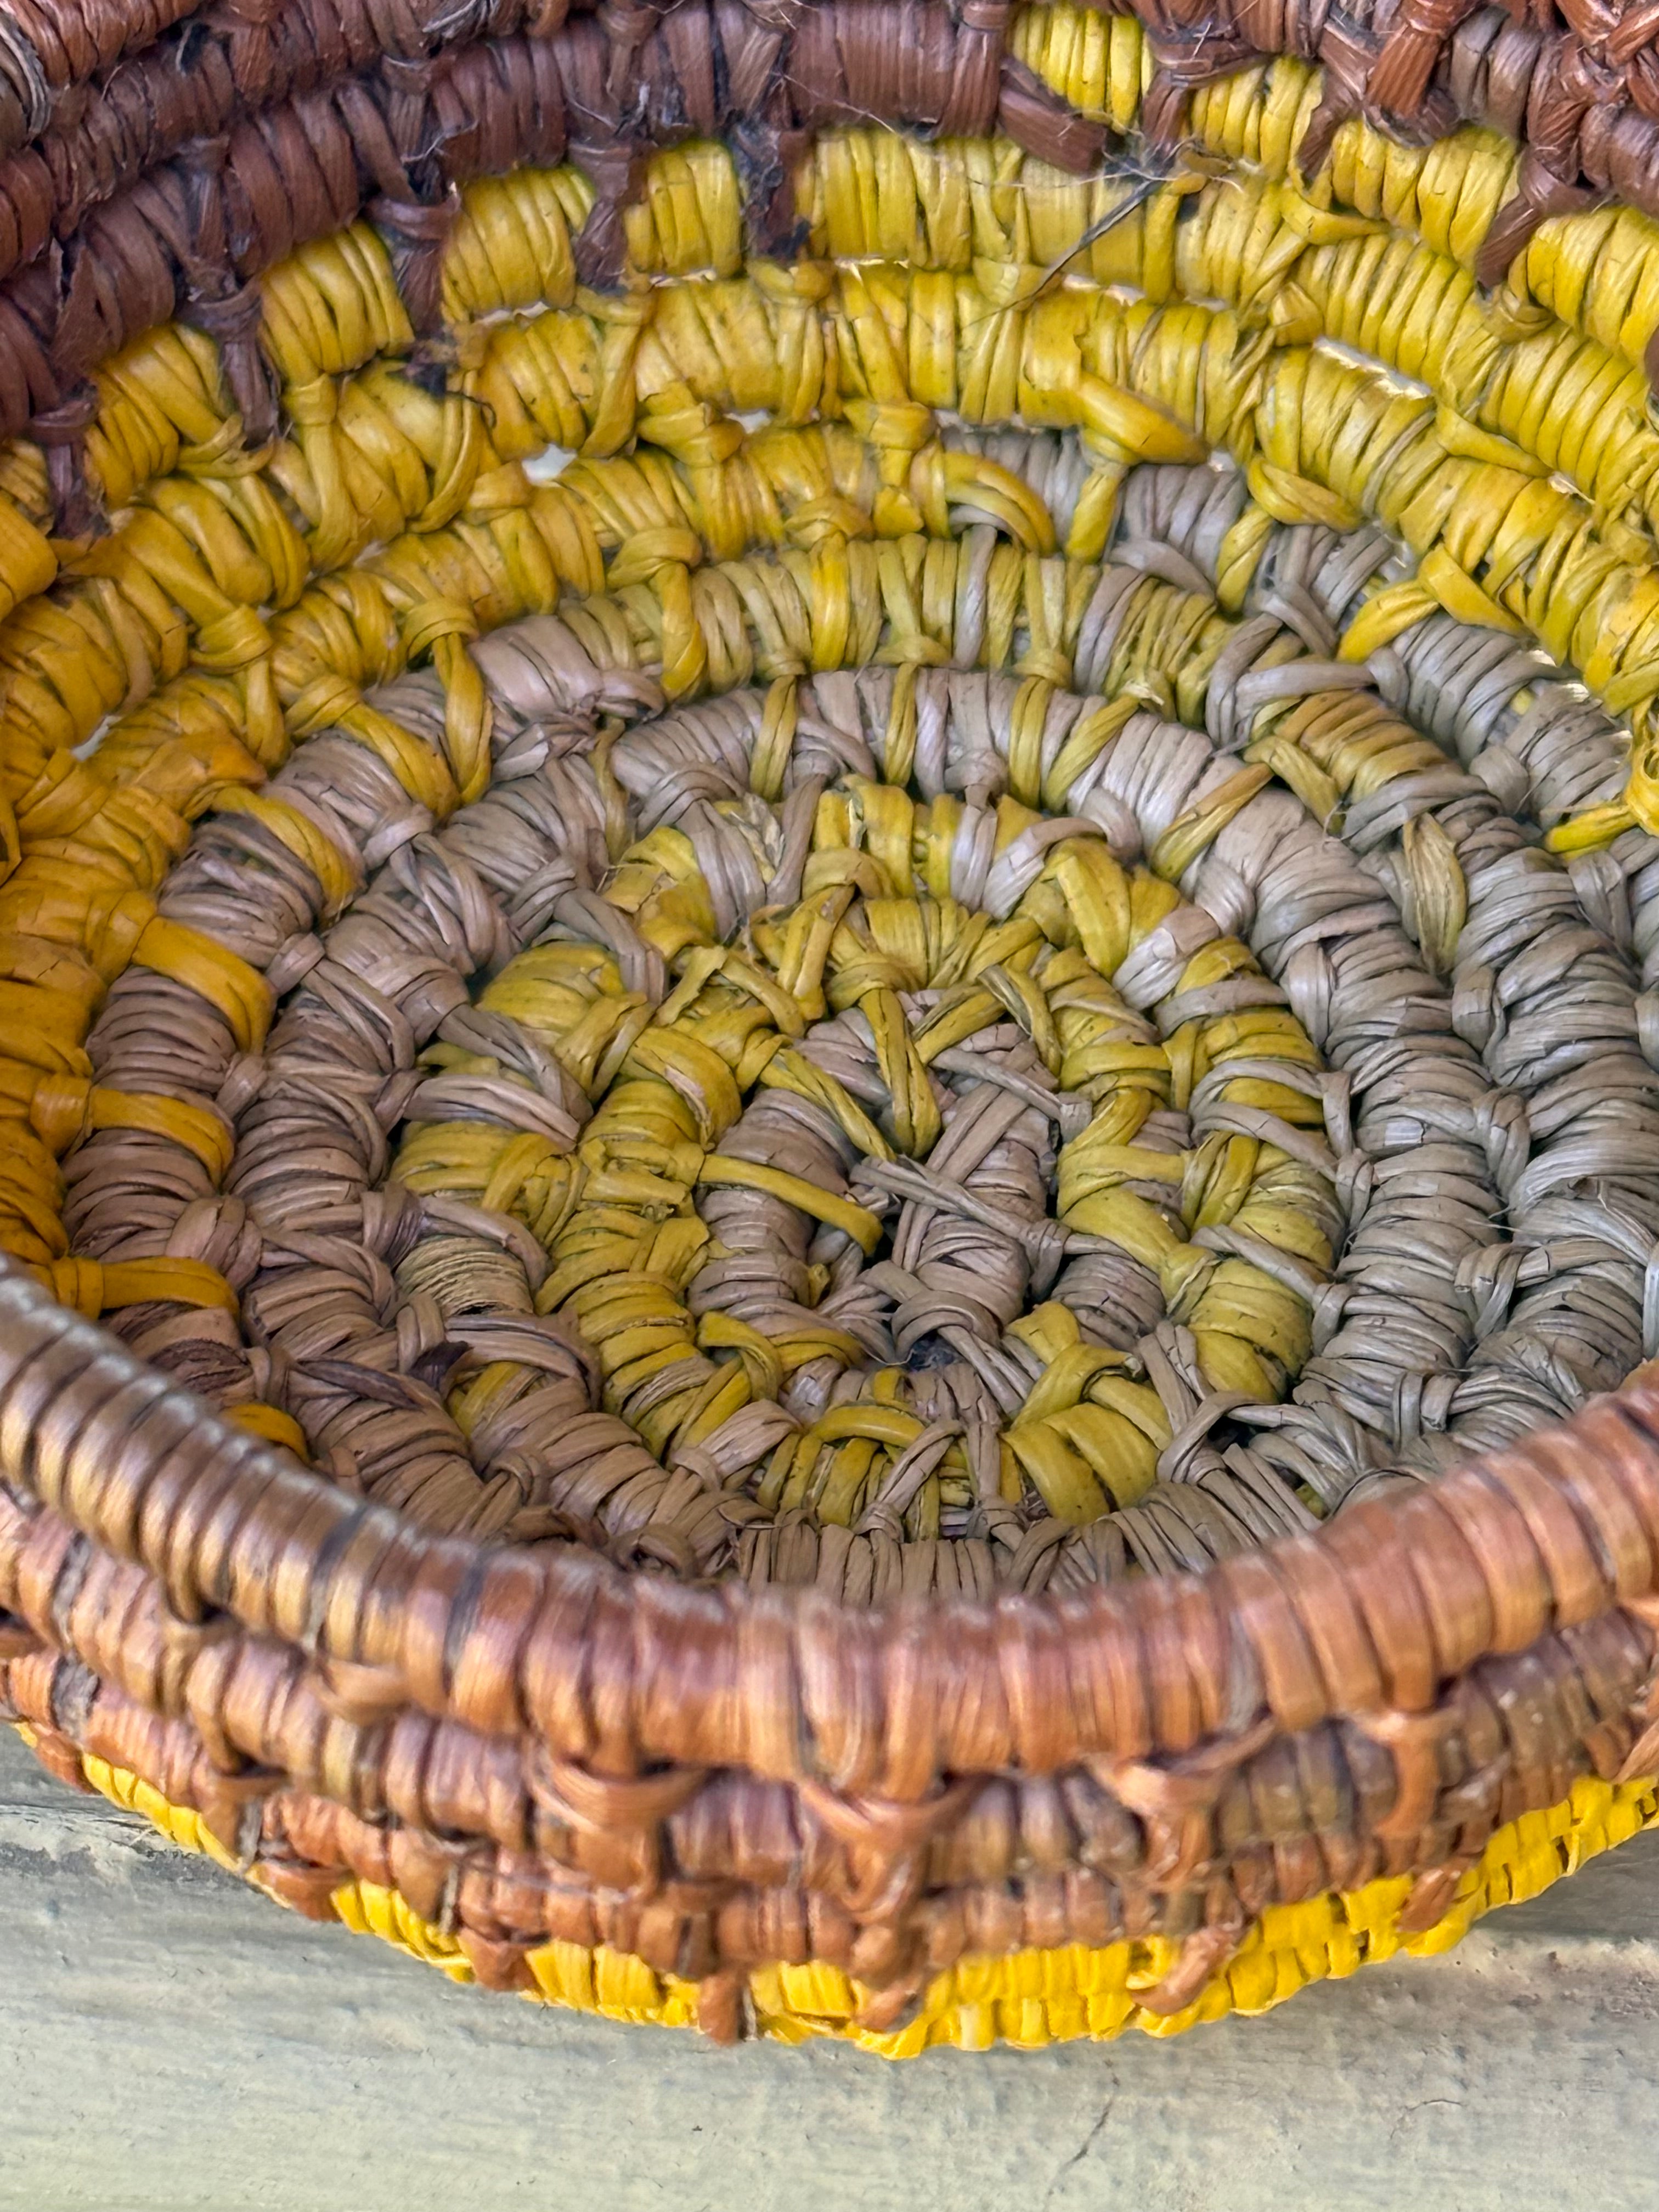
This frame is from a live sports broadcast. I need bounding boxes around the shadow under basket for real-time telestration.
[9,0,1659,2055]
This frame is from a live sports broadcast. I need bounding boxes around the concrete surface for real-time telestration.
[1,1730,1656,2212]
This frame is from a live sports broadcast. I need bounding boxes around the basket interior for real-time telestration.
[5,0,1659,2051]
[7,41,1655,1607]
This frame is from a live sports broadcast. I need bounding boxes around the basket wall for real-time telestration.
[4,0,1659,2052]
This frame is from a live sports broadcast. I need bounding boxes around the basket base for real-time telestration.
[27,1722,1658,2057]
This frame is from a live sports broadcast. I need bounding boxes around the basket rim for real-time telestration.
[5,1249,1656,1779]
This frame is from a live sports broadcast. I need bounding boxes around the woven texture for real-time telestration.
[7,0,1659,2050]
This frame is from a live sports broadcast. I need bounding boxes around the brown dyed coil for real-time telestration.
[5,1259,1659,2028]
[0,0,1112,450]
[0,0,207,160]
[0,0,1656,291]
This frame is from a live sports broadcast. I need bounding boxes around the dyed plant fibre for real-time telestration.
[5,0,1659,2054]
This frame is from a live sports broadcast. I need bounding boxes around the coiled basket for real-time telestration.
[10,0,1659,2058]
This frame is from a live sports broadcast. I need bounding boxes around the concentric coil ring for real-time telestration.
[44,438,1659,1612]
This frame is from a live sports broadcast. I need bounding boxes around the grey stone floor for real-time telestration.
[2,1729,1656,2212]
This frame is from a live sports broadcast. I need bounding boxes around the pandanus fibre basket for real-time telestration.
[13,0,1659,2058]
